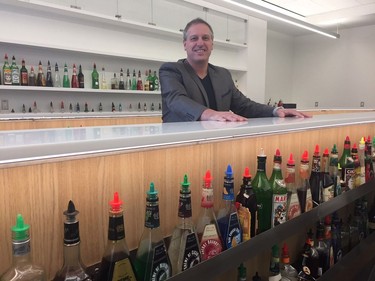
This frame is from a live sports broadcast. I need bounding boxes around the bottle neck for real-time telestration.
[12,239,32,265]
[63,242,83,266]
[108,211,126,241]
[145,200,160,229]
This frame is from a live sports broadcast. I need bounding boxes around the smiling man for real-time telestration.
[159,18,309,122]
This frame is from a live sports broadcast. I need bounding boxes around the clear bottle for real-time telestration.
[253,148,272,233]
[0,214,46,281]
[168,175,201,276]
[11,55,20,85]
[321,148,334,202]
[269,149,287,228]
[101,67,107,89]
[285,153,301,221]
[217,164,242,249]
[125,68,131,90]
[309,145,321,208]
[196,170,223,261]
[46,60,53,87]
[3,53,12,85]
[20,59,28,86]
[134,183,171,281]
[54,63,61,88]
[280,243,298,281]
[97,192,137,281]
[78,65,84,88]
[269,245,282,281]
[144,70,150,91]
[62,63,70,88]
[297,151,313,213]
[111,73,119,90]
[52,200,92,281]
[236,167,257,240]
[91,63,99,89]
[119,68,125,90]
[71,64,79,88]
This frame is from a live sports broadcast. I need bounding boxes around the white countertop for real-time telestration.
[0,112,374,165]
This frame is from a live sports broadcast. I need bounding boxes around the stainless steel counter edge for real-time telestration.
[0,112,374,165]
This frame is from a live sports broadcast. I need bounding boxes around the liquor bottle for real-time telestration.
[144,70,150,91]
[329,144,339,197]
[136,70,143,90]
[331,212,343,263]
[297,151,313,213]
[91,63,99,89]
[147,69,154,91]
[323,215,334,269]
[280,243,298,281]
[253,148,272,233]
[315,222,329,277]
[217,164,242,249]
[0,214,46,281]
[297,230,319,280]
[101,67,107,89]
[269,245,281,281]
[20,59,28,86]
[236,167,257,240]
[119,68,125,90]
[153,70,159,91]
[321,148,334,202]
[62,63,70,88]
[11,55,20,85]
[78,65,84,88]
[126,68,131,90]
[54,63,61,88]
[196,170,223,261]
[111,73,119,89]
[365,135,374,183]
[237,263,247,281]
[309,145,321,208]
[3,53,12,85]
[285,153,301,221]
[71,64,79,88]
[357,137,366,186]
[134,183,172,281]
[45,60,53,87]
[269,149,287,227]
[344,143,357,190]
[29,66,36,86]
[131,69,137,90]
[112,102,116,112]
[84,103,89,113]
[339,136,351,184]
[168,174,201,275]
[252,272,262,281]
[368,196,375,234]
[97,192,137,281]
[36,60,46,86]
[53,200,92,281]
[50,101,54,113]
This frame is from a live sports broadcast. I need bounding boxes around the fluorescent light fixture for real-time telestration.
[223,0,340,39]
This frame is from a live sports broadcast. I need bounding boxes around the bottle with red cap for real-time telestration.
[236,167,258,240]
[309,145,321,208]
[321,148,334,202]
[196,170,223,261]
[285,153,301,221]
[269,149,287,228]
[97,192,137,281]
[297,151,313,213]
[280,243,298,281]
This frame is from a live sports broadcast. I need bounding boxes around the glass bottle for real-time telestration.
[269,149,287,228]
[111,73,119,90]
[269,245,281,281]
[136,70,143,90]
[237,263,247,281]
[331,212,343,263]
[101,67,107,89]
[71,64,79,88]
[91,63,99,89]
[29,66,36,86]
[217,164,242,249]
[20,59,28,86]
[119,68,125,90]
[126,68,131,90]
[280,243,298,281]
[365,135,374,183]
[53,200,92,281]
[323,215,334,269]
[97,192,137,281]
[63,63,70,88]
[3,53,12,85]
[54,63,61,88]
[46,60,53,87]
[134,183,171,281]
[36,60,46,86]
[78,65,84,88]
[144,70,150,91]
[153,70,159,91]
[315,222,329,277]
[131,69,137,90]
[0,214,46,281]
[168,174,201,276]
[321,148,334,202]
[236,167,257,240]
[11,55,20,85]
[344,143,357,190]
[285,153,301,221]
[339,136,351,185]
[329,144,339,197]
[297,230,319,280]
[297,151,313,213]
[253,148,272,233]
[147,69,154,91]
[309,145,321,208]
[196,170,223,261]
[357,137,366,187]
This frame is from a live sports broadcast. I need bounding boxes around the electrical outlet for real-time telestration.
[360,101,365,107]
[1,99,9,110]
[315,101,319,107]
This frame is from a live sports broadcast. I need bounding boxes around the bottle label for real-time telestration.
[344,167,355,189]
[182,232,201,271]
[201,188,214,208]
[222,180,234,201]
[12,240,30,256]
[178,195,192,218]
[322,184,334,202]
[151,243,171,281]
[237,204,251,241]
[145,204,160,229]
[112,258,137,281]
[219,212,242,249]
[306,188,313,211]
[3,69,12,85]
[11,69,20,84]
[271,194,287,227]
[21,72,28,85]
[108,216,125,241]
[200,224,223,260]
[287,193,301,220]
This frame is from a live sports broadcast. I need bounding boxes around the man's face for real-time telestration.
[184,23,213,65]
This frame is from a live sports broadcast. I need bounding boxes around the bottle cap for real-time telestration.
[287,153,295,165]
[12,214,30,241]
[314,144,320,155]
[110,192,123,212]
[323,148,329,156]
[63,200,80,244]
[64,200,79,222]
[181,174,190,193]
[147,182,158,200]
[302,150,309,161]
[203,170,212,188]
[225,164,233,178]
[331,144,338,154]
[243,166,251,178]
[237,263,247,279]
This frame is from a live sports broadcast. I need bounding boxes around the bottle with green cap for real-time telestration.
[0,214,46,281]
[268,245,281,281]
[97,192,137,281]
[52,200,92,281]
[134,182,172,281]
[237,263,247,281]
[168,174,201,276]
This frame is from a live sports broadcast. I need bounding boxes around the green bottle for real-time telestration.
[253,148,272,234]
[3,53,12,85]
[62,63,70,88]
[147,69,154,91]
[339,136,351,184]
[153,70,159,91]
[269,149,287,228]
[134,183,172,281]
[131,69,137,90]
[0,214,46,281]
[91,63,99,89]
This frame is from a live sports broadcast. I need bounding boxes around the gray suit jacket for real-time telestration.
[159,59,275,122]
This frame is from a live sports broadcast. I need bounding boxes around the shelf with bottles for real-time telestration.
[167,180,375,281]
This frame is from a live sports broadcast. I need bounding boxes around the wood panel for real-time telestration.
[0,122,374,280]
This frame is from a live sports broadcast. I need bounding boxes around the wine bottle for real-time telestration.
[20,59,28,86]
[78,65,84,88]
[71,64,79,88]
[91,63,99,89]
